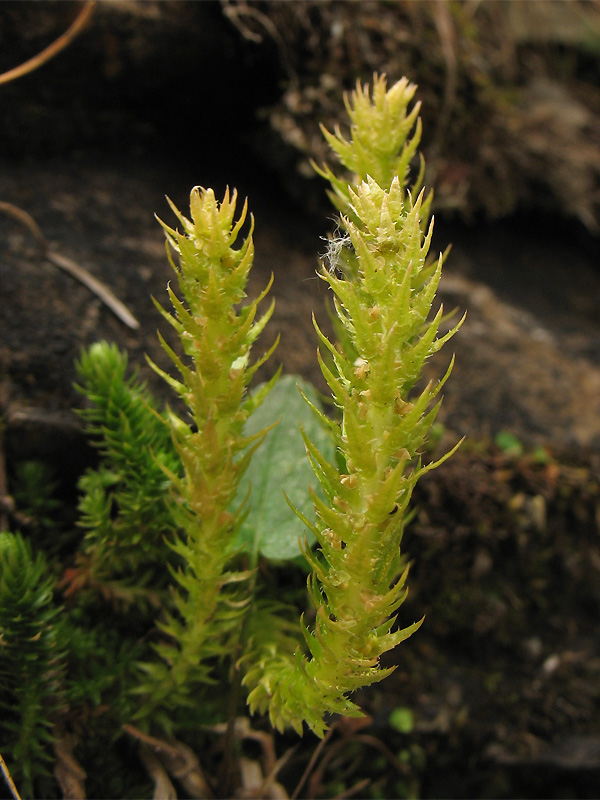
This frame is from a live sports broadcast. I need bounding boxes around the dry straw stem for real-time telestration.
[0,2,96,86]
[0,201,139,330]
[0,752,21,800]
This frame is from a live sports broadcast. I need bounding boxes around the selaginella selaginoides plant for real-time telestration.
[240,75,464,735]
[0,74,463,797]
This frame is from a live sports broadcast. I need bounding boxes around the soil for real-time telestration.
[1,3,600,798]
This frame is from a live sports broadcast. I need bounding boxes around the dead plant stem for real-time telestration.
[0,2,96,86]
[0,201,139,330]
[289,726,334,800]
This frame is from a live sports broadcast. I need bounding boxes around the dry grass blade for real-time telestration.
[332,777,371,799]
[258,753,293,800]
[0,753,21,800]
[45,248,140,330]
[289,727,332,800]
[0,2,96,86]
[0,201,140,330]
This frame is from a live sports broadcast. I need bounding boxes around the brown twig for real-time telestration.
[332,777,371,800]
[138,746,177,800]
[289,726,333,800]
[253,747,295,800]
[301,717,372,799]
[353,732,412,778]
[221,0,297,87]
[53,726,87,800]
[202,717,293,798]
[123,724,214,799]
[0,2,96,86]
[0,201,140,330]
[304,723,412,799]
[122,725,184,764]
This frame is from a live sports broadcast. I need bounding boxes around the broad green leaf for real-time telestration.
[234,375,335,561]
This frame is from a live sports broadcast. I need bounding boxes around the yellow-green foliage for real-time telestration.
[314,76,425,221]
[134,187,280,727]
[0,78,463,795]
[135,74,462,737]
[241,75,463,736]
